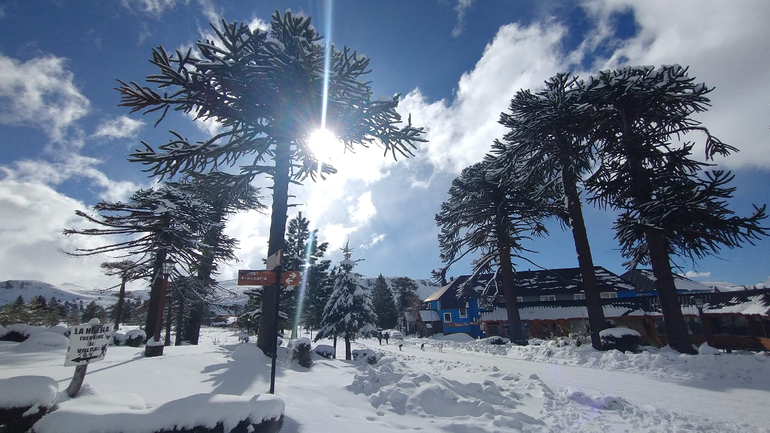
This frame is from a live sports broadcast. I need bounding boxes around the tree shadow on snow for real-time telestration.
[201,343,277,396]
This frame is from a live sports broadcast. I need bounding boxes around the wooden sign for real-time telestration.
[65,323,111,366]
[238,270,276,286]
[238,270,302,286]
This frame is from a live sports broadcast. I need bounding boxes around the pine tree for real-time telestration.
[81,301,107,323]
[392,277,420,332]
[101,260,146,331]
[584,65,768,354]
[371,274,398,330]
[315,242,377,360]
[491,72,607,349]
[435,161,550,342]
[118,11,425,356]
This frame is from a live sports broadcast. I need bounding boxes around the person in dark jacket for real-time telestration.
[384,332,390,344]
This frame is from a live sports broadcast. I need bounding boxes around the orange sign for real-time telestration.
[237,270,302,286]
[238,270,276,286]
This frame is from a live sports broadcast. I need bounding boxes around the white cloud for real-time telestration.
[452,0,474,37]
[248,16,269,32]
[93,116,145,140]
[684,271,712,279]
[348,191,376,224]
[0,54,89,143]
[0,179,116,288]
[361,233,387,250]
[120,0,178,16]
[399,21,567,176]
[219,209,270,280]
[319,222,359,254]
[583,0,770,169]
[3,155,141,203]
[198,0,221,24]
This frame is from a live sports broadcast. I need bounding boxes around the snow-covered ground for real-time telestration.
[1,327,769,432]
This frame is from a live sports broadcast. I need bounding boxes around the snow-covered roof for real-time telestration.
[706,293,770,316]
[481,304,647,322]
[621,269,712,293]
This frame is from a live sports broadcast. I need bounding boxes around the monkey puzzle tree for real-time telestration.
[435,161,549,342]
[492,72,607,349]
[117,10,425,356]
[584,65,768,354]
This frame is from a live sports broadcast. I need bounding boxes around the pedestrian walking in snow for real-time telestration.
[384,332,390,345]
[398,343,403,351]
[420,343,425,351]
[377,332,382,345]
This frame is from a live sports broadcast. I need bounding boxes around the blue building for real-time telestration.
[422,276,484,338]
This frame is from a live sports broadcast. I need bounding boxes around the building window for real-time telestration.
[459,308,467,319]
[600,292,618,299]
[516,296,524,303]
[573,293,586,300]
[540,295,556,302]
[443,312,452,323]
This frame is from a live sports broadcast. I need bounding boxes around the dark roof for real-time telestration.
[620,269,712,293]
[423,276,480,308]
[424,266,635,304]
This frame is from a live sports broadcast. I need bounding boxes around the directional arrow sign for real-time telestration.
[281,271,301,286]
[238,270,302,286]
[65,324,111,367]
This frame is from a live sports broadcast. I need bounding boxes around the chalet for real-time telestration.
[422,277,483,338]
[480,289,770,351]
[420,266,634,338]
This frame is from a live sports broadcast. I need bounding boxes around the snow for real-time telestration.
[1,326,769,432]
[599,327,641,339]
[0,376,57,409]
[12,332,69,352]
[698,343,721,355]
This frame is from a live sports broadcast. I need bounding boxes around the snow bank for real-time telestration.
[698,343,721,355]
[431,333,474,342]
[0,376,57,409]
[599,327,641,338]
[33,394,285,433]
[436,337,770,384]
[12,332,69,353]
[347,356,547,431]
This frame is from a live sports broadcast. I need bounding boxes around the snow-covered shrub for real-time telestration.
[484,336,509,345]
[288,338,313,368]
[0,376,57,433]
[12,332,69,352]
[112,332,126,346]
[600,327,641,353]
[352,349,377,365]
[314,344,335,359]
[124,329,146,347]
[698,343,721,355]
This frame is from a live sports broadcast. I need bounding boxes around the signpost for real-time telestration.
[64,320,111,397]
[238,251,301,394]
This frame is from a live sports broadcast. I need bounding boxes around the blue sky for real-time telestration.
[0,0,768,291]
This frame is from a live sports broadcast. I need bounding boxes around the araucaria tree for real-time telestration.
[315,242,377,360]
[493,72,606,349]
[118,11,425,356]
[371,274,398,330]
[584,65,768,354]
[435,161,549,342]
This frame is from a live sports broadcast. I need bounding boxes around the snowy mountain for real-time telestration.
[0,280,115,307]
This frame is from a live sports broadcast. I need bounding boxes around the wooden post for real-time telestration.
[66,365,88,398]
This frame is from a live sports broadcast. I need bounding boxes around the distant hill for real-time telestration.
[0,280,115,307]
[216,275,441,309]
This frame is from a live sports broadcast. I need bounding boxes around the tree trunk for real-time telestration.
[257,140,291,356]
[333,334,337,359]
[561,168,606,349]
[625,145,694,354]
[175,297,185,346]
[645,229,696,354]
[114,275,126,331]
[164,296,173,346]
[344,335,351,360]
[144,249,167,341]
[185,209,225,345]
[496,217,524,342]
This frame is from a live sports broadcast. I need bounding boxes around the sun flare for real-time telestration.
[308,128,342,162]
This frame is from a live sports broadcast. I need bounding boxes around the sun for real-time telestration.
[308,128,342,162]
